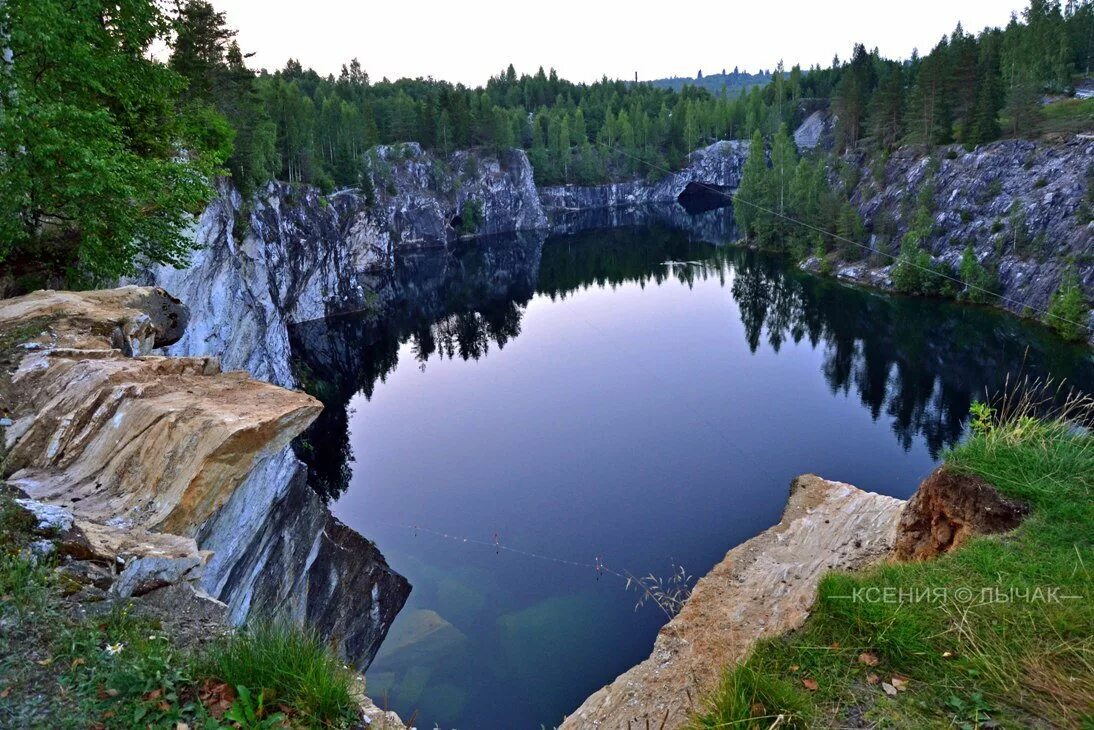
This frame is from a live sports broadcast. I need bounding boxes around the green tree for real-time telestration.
[958,243,999,303]
[0,0,213,285]
[1045,265,1090,341]
[734,130,768,239]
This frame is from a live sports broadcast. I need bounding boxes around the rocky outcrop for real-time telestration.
[0,286,409,670]
[816,137,1093,324]
[561,475,905,730]
[894,466,1028,560]
[151,145,548,388]
[539,140,749,213]
[364,143,547,245]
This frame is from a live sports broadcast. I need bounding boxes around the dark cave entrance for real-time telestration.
[676,182,733,215]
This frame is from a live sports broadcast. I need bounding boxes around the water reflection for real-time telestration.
[291,217,1092,500]
[288,207,1092,728]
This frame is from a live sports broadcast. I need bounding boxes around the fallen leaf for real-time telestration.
[858,652,880,667]
[942,651,954,658]
[105,688,119,698]
[101,711,115,720]
[750,702,765,716]
[829,642,841,649]
[866,674,880,685]
[71,657,86,668]
[789,664,800,672]
[198,679,236,719]
[175,723,190,730]
[882,682,897,696]
[890,676,909,691]
[35,658,52,667]
[802,678,819,692]
[143,689,163,701]
[0,687,10,698]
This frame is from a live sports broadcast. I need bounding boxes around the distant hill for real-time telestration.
[648,69,770,96]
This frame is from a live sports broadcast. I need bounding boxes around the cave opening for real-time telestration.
[676,182,733,215]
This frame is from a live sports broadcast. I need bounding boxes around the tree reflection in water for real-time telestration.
[290,221,1093,500]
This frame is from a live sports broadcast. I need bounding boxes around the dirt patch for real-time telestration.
[893,466,1028,561]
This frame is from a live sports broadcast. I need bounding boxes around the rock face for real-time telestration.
[834,137,1094,323]
[363,143,547,245]
[894,466,1028,561]
[0,286,409,669]
[539,140,749,213]
[151,145,548,388]
[561,475,905,730]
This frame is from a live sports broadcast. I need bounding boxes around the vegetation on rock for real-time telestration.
[0,491,362,729]
[693,388,1094,728]
[1045,265,1091,340]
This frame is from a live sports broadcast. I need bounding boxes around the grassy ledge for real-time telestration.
[0,492,362,729]
[692,395,1093,728]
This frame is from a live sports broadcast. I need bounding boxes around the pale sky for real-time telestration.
[212,0,1026,86]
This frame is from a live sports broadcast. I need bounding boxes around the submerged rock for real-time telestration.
[561,475,905,730]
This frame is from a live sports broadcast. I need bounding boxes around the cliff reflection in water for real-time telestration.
[290,206,1094,500]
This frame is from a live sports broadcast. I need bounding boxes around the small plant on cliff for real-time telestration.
[625,563,695,619]
[459,199,484,235]
[1044,265,1090,342]
[958,244,1000,304]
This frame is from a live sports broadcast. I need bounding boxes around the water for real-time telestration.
[289,210,1093,729]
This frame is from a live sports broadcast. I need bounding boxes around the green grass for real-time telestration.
[692,399,1093,728]
[202,621,359,726]
[0,490,362,729]
[1041,97,1094,136]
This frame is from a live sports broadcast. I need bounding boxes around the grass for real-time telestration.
[692,388,1093,728]
[1041,97,1094,136]
[202,621,359,726]
[0,488,362,729]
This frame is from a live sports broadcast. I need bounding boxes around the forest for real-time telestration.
[0,0,1091,288]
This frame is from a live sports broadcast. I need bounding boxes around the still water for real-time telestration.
[290,209,1093,729]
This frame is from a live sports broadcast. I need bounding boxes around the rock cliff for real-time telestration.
[539,140,748,214]
[809,136,1094,326]
[0,286,409,670]
[151,145,548,388]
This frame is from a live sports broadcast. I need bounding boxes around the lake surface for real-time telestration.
[290,208,1094,729]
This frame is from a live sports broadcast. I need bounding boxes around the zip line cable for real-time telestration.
[608,144,1092,337]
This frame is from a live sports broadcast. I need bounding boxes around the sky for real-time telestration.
[211,0,1027,86]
